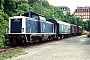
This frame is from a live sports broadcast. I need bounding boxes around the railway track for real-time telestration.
[0,39,54,54]
[0,47,19,55]
[0,36,73,55]
[21,39,58,49]
[0,41,47,55]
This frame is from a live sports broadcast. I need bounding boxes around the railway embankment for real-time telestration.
[0,47,25,60]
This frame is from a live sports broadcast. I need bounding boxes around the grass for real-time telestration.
[0,47,26,60]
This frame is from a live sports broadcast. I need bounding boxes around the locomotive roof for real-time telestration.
[9,16,28,19]
[22,12,44,17]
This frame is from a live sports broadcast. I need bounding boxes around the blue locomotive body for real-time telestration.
[6,12,55,46]
[24,12,54,34]
[26,18,39,33]
[40,21,53,33]
[46,19,58,34]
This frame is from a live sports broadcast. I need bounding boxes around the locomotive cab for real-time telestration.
[8,16,26,34]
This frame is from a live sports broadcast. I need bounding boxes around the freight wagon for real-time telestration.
[70,24,82,36]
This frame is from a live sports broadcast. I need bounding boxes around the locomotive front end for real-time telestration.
[5,16,26,46]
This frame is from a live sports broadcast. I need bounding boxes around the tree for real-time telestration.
[3,0,30,16]
[85,20,90,31]
[0,0,9,47]
[54,7,64,20]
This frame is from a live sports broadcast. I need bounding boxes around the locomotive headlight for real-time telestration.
[22,28,24,32]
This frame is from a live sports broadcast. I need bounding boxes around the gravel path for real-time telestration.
[7,35,90,60]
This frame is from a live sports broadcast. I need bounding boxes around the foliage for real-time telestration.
[0,11,9,47]
[0,0,9,47]
[3,0,29,16]
[83,20,90,31]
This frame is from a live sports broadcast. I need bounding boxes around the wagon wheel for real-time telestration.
[61,35,64,39]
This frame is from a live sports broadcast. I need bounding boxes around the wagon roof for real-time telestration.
[57,21,70,25]
[46,19,57,24]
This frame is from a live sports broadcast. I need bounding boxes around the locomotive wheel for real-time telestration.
[39,38,42,43]
[35,37,39,43]
[10,39,16,47]
[21,39,26,45]
[48,36,52,41]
